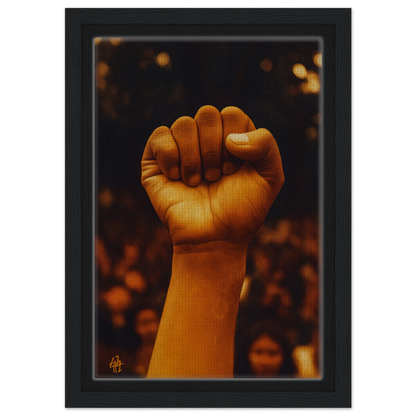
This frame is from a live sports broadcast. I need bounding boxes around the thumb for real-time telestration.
[225,128,284,192]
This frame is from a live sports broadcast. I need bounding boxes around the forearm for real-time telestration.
[146,242,247,378]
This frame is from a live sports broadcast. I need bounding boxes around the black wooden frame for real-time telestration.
[66,8,351,407]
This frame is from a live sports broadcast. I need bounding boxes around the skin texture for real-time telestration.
[141,105,284,249]
[141,105,284,378]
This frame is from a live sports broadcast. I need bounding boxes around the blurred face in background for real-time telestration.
[134,308,160,345]
[248,334,284,377]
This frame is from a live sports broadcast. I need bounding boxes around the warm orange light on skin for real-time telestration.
[143,106,284,378]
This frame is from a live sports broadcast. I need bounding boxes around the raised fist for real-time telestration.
[141,105,284,249]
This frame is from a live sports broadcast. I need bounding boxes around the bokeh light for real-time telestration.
[292,63,308,79]
[260,58,273,72]
[155,52,171,68]
[110,38,122,46]
[313,51,322,68]
[301,71,321,94]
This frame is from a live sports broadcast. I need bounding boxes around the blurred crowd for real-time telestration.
[95,188,321,379]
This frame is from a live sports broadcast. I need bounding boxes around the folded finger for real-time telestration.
[142,126,181,181]
[195,105,223,181]
[171,116,201,187]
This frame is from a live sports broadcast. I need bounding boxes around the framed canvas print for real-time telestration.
[66,8,351,407]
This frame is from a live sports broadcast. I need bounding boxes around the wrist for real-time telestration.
[148,241,247,378]
[173,240,248,256]
[172,241,247,284]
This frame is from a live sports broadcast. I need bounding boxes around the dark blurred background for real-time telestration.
[94,38,322,378]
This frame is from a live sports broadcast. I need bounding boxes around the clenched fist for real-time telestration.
[141,105,284,250]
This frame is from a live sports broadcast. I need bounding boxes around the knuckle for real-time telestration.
[198,104,218,112]
[171,117,197,138]
[171,116,195,128]
[221,107,247,129]
[178,115,194,123]
[195,105,220,124]
[151,125,169,138]
[220,106,241,115]
[198,113,220,126]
